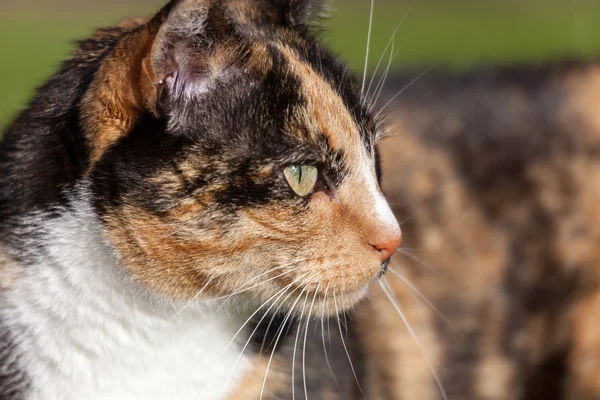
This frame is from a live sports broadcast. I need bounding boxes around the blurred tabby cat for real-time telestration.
[367,61,600,400]
[1,0,599,399]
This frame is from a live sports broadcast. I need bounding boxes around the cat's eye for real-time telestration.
[284,165,319,197]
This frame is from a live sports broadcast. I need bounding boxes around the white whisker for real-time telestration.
[379,278,447,400]
[388,263,455,332]
[366,26,397,102]
[292,293,310,400]
[170,276,215,321]
[334,293,365,398]
[398,214,414,225]
[361,0,376,97]
[376,62,439,119]
[303,285,320,400]
[259,291,305,400]
[218,282,305,400]
[260,290,297,353]
[214,261,306,304]
[320,286,341,392]
[370,37,402,111]
[219,271,310,358]
[394,248,437,272]
[365,0,417,101]
[341,299,349,342]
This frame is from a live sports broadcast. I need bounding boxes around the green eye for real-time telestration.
[283,165,318,197]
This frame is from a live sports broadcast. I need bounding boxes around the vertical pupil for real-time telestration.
[297,165,303,182]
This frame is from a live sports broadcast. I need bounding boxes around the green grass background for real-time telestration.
[1,0,599,131]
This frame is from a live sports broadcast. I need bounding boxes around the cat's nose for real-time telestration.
[370,228,402,262]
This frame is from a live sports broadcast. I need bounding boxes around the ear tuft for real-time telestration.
[288,0,330,27]
[226,0,329,32]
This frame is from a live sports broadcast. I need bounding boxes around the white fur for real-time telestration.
[360,151,400,234]
[3,189,253,400]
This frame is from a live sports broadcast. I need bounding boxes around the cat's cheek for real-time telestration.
[309,191,335,208]
[309,191,347,222]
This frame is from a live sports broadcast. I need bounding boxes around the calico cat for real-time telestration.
[0,0,401,399]
[3,0,600,399]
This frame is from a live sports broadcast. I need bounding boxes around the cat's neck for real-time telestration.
[2,187,254,400]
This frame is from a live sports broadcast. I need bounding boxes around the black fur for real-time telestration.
[0,320,29,400]
[0,26,136,254]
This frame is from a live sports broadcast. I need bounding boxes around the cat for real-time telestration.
[0,0,401,399]
[2,0,600,399]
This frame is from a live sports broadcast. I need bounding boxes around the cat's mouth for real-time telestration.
[376,259,391,279]
[272,259,391,317]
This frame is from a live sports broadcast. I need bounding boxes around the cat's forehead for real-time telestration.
[243,38,378,162]
[277,45,362,146]
[170,34,378,170]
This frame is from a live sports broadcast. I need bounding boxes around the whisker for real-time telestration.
[368,6,418,108]
[292,293,310,400]
[379,278,447,400]
[398,214,414,225]
[327,308,333,350]
[378,121,407,140]
[303,285,320,400]
[218,283,304,400]
[261,290,307,400]
[214,261,307,304]
[320,286,341,392]
[394,248,437,272]
[387,263,456,332]
[219,271,310,358]
[376,62,439,119]
[360,0,375,96]
[263,304,294,354]
[260,290,297,354]
[212,266,303,317]
[173,258,309,321]
[341,301,349,343]
[334,293,365,398]
[387,202,406,207]
[169,276,215,321]
[365,24,398,102]
[370,38,404,111]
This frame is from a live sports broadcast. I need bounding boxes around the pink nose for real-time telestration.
[371,231,402,262]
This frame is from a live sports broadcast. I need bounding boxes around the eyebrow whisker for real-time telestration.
[365,0,418,102]
[376,62,439,119]
[360,0,376,97]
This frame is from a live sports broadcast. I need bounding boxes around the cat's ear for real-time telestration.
[274,0,329,27]
[227,0,329,30]
[81,0,231,164]
[140,0,231,116]
[138,0,329,115]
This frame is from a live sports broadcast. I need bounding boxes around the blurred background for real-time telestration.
[1,0,600,130]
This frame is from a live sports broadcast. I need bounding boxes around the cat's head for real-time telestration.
[86,0,401,316]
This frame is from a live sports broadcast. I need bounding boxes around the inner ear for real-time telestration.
[141,0,231,116]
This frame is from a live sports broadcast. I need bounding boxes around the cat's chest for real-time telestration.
[19,291,253,400]
[4,206,254,400]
